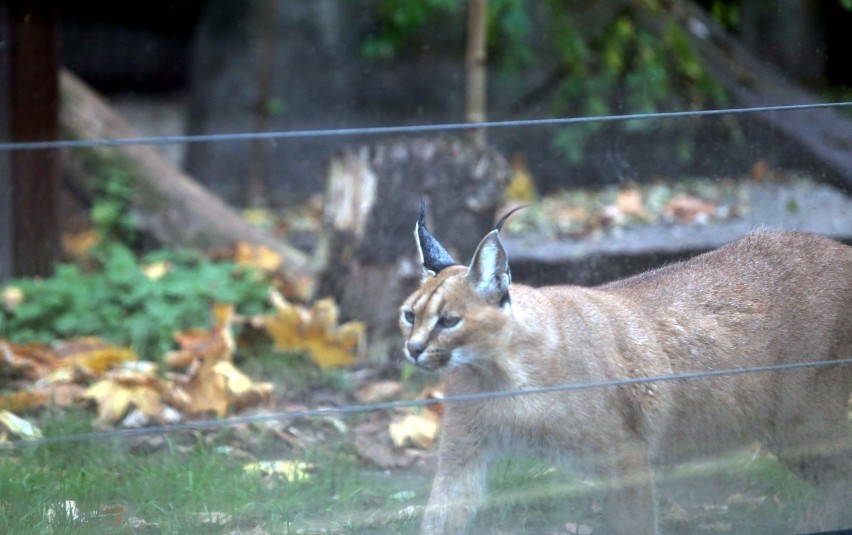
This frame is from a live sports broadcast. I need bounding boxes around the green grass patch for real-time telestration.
[0,405,425,534]
[0,422,829,535]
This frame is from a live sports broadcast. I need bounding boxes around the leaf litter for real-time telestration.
[0,245,367,440]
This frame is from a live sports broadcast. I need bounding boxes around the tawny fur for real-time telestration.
[400,229,852,535]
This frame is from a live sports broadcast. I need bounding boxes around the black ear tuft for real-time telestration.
[494,205,527,232]
[415,199,457,274]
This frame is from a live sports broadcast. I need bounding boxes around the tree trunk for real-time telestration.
[313,137,511,363]
[59,69,313,299]
[465,0,488,149]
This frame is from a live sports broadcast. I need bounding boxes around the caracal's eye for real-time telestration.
[402,309,415,325]
[436,314,461,329]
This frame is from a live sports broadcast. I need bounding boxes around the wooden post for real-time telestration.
[248,0,279,208]
[465,0,488,149]
[7,0,61,277]
[0,5,10,282]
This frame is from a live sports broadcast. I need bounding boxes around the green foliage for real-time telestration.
[546,4,725,163]
[709,0,740,30]
[364,0,725,167]
[363,0,532,69]
[90,166,140,246]
[362,0,461,59]
[0,243,270,358]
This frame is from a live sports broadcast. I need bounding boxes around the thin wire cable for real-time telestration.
[2,356,851,451]
[1,101,850,152]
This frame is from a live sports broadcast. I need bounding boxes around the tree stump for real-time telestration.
[313,136,511,364]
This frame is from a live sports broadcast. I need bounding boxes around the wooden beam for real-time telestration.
[8,0,61,277]
[0,5,11,282]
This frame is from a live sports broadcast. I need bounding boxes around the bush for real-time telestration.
[0,243,271,358]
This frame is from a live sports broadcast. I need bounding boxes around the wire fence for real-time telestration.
[3,357,852,451]
[1,100,852,452]
[1,101,851,152]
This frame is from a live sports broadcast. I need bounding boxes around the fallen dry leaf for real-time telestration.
[166,304,235,368]
[389,411,439,450]
[235,242,283,273]
[0,389,50,412]
[749,159,771,181]
[0,340,58,380]
[47,500,83,525]
[61,230,100,261]
[699,521,733,532]
[173,358,273,417]
[191,511,233,526]
[125,516,159,532]
[663,194,716,224]
[616,186,653,221]
[53,337,138,378]
[243,460,314,482]
[355,380,402,404]
[140,260,171,280]
[0,410,43,441]
[265,291,364,370]
[2,286,24,312]
[662,499,693,528]
[506,154,537,202]
[228,527,270,535]
[724,493,767,511]
[83,365,169,425]
[351,416,419,469]
[420,385,445,418]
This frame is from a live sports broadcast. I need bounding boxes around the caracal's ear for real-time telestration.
[466,205,524,304]
[467,229,510,303]
[415,198,456,277]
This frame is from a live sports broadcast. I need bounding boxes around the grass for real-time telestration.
[0,352,836,535]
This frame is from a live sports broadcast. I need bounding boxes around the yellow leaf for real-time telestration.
[0,340,57,379]
[141,261,171,280]
[83,367,167,425]
[0,390,49,412]
[389,412,439,450]
[168,308,234,368]
[242,208,275,228]
[177,359,272,417]
[0,410,43,441]
[663,194,716,224]
[54,337,138,377]
[84,379,132,424]
[235,241,282,273]
[2,286,24,313]
[264,291,364,370]
[212,303,235,330]
[243,460,314,482]
[506,154,537,202]
[180,360,229,417]
[355,380,402,404]
[61,229,100,260]
[617,186,652,221]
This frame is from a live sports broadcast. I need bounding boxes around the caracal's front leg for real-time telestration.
[604,435,658,535]
[421,431,488,535]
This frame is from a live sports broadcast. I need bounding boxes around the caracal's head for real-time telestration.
[399,201,521,371]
